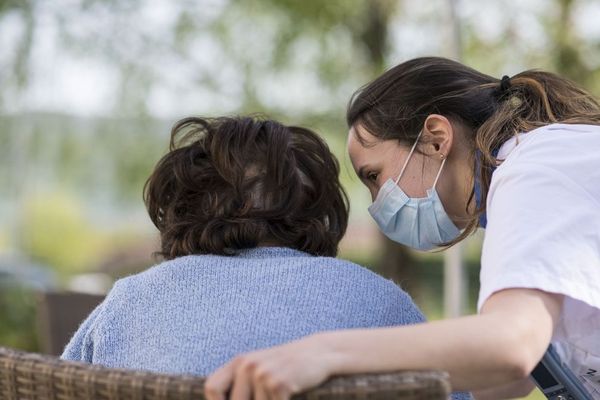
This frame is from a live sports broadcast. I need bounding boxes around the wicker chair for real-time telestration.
[0,346,451,399]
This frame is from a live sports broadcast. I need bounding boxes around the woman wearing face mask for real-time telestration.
[204,57,600,400]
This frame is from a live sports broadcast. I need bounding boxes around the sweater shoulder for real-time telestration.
[110,255,201,289]
[108,254,419,315]
[315,257,419,305]
[319,257,408,292]
[320,257,426,325]
[115,255,413,296]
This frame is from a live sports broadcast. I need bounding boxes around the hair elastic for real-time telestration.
[500,75,512,92]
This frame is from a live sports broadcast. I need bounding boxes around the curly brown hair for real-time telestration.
[143,116,349,259]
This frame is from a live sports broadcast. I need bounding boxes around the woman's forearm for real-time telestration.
[318,314,528,390]
[318,289,561,391]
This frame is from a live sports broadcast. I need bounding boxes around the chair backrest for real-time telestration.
[35,291,105,355]
[0,346,450,400]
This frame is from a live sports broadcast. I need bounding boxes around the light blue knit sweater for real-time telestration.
[61,247,469,398]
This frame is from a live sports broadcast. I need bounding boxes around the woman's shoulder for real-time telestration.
[493,123,600,198]
[498,122,600,161]
[523,122,600,138]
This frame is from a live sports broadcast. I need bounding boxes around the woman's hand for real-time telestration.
[204,333,337,400]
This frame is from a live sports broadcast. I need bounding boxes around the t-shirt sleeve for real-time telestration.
[478,162,600,312]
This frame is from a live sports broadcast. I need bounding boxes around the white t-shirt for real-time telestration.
[477,123,600,396]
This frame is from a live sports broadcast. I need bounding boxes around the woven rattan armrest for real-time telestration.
[0,346,450,399]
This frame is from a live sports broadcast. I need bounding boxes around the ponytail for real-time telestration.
[476,70,600,165]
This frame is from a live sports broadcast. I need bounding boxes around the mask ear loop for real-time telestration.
[432,157,447,190]
[371,130,423,214]
[394,129,423,185]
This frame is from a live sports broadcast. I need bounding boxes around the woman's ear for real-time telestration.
[422,114,454,158]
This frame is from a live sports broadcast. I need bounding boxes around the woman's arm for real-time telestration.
[322,288,562,389]
[204,288,562,400]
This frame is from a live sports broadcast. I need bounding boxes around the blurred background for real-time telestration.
[1,0,599,397]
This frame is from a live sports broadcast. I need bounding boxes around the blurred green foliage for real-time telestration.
[0,286,39,351]
[20,191,109,278]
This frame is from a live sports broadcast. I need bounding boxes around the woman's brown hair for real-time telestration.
[347,56,600,245]
[144,116,349,259]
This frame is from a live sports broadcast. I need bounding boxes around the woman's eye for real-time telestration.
[367,172,378,182]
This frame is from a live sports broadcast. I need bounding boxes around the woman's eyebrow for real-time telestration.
[357,165,371,180]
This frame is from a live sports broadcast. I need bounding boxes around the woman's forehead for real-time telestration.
[349,124,377,144]
[348,124,377,155]
[347,126,367,161]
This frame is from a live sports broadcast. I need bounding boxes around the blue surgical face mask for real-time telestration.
[368,130,460,251]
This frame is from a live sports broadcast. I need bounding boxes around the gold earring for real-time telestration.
[440,154,445,159]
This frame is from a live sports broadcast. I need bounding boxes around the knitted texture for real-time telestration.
[62,247,425,374]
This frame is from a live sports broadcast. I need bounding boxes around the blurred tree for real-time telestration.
[0,0,35,97]
[0,287,38,351]
[1,0,599,304]
[20,191,108,278]
[550,0,600,92]
[553,0,589,80]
